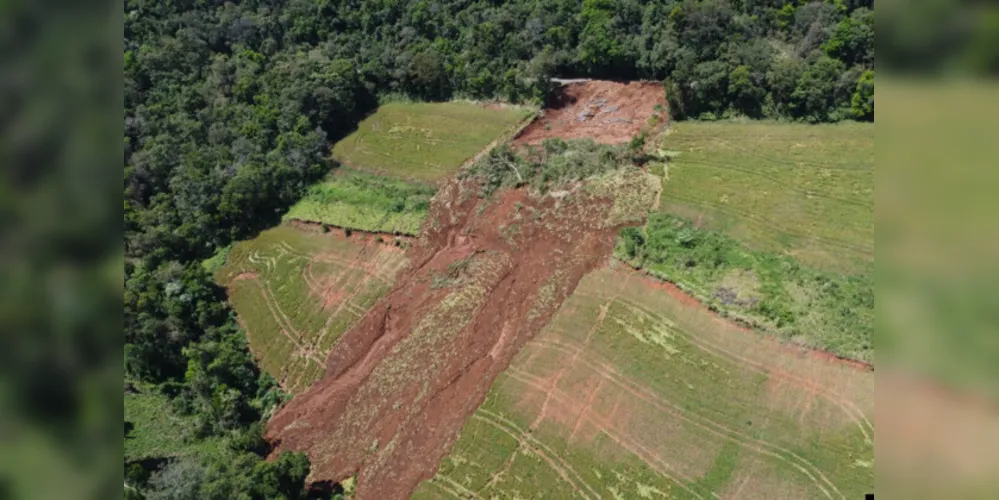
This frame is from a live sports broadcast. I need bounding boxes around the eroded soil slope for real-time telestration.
[515,80,668,145]
[267,169,660,498]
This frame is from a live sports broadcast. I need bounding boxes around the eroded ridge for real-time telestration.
[266,168,660,499]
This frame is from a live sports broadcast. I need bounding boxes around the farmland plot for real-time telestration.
[658,121,873,274]
[415,266,874,500]
[216,225,407,393]
[284,168,436,235]
[332,102,533,182]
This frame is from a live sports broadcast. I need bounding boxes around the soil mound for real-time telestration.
[266,169,659,499]
[515,80,668,145]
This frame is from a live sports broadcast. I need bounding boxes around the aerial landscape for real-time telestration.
[124,1,873,498]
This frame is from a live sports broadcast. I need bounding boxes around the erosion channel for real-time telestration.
[267,163,660,499]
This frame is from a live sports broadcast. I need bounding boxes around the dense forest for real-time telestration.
[124,0,873,496]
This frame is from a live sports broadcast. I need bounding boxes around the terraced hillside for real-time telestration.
[415,266,874,499]
[658,121,873,274]
[216,226,408,393]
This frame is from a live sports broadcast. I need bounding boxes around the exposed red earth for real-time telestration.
[265,80,869,498]
[266,169,659,498]
[515,80,668,145]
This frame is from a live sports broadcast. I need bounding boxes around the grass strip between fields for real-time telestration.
[283,168,436,235]
[616,213,873,363]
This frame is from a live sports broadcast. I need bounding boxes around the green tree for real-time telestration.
[824,8,874,67]
[578,0,634,76]
[409,49,450,101]
[851,69,874,120]
[728,64,765,117]
[790,54,844,122]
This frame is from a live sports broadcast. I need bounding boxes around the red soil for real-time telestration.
[266,175,650,499]
[515,80,668,145]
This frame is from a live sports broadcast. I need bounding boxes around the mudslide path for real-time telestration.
[266,170,659,499]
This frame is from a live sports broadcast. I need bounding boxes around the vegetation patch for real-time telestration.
[463,138,645,197]
[284,168,436,235]
[216,225,408,393]
[617,213,873,362]
[657,121,873,275]
[332,102,533,181]
[125,390,223,461]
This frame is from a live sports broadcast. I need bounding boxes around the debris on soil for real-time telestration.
[515,81,668,145]
[714,286,760,308]
[287,218,416,246]
[266,168,660,499]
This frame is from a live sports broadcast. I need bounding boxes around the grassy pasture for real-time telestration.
[283,167,436,235]
[332,102,533,181]
[216,225,407,393]
[414,266,873,499]
[658,121,873,275]
[125,390,223,461]
[617,213,873,362]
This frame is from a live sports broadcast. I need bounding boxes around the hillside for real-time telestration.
[417,266,872,499]
[124,0,876,496]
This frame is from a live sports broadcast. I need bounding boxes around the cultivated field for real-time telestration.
[415,266,874,500]
[658,121,873,274]
[216,225,408,393]
[283,167,436,235]
[332,102,533,182]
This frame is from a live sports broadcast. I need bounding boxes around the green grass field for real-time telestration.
[216,225,408,393]
[125,390,223,461]
[414,267,874,499]
[283,168,436,235]
[332,102,533,181]
[657,121,873,275]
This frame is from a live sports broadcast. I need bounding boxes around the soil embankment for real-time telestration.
[515,80,668,145]
[266,168,659,498]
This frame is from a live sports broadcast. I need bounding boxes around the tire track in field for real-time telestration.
[438,475,482,499]
[614,297,873,442]
[475,410,599,500]
[425,477,464,499]
[313,247,392,350]
[290,244,398,285]
[714,138,870,172]
[234,240,402,393]
[530,274,630,431]
[251,275,326,372]
[659,191,872,257]
[238,276,325,392]
[505,370,708,500]
[674,158,871,209]
[523,338,842,500]
[479,438,522,495]
[277,237,400,297]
